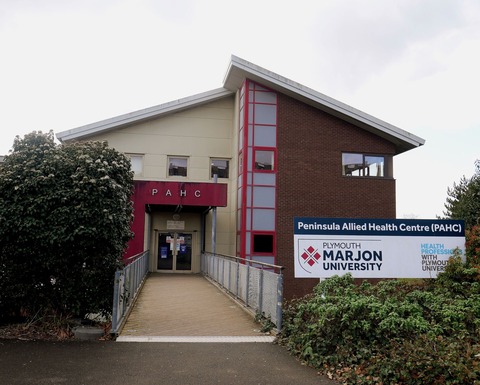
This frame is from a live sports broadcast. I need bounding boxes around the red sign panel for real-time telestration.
[133,181,227,206]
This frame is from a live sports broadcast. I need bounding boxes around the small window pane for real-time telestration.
[254,91,277,104]
[254,125,276,147]
[248,124,253,146]
[342,153,363,176]
[253,186,275,208]
[211,159,229,178]
[255,150,274,171]
[254,104,276,125]
[253,172,276,186]
[238,128,244,151]
[252,209,275,230]
[238,152,243,174]
[365,156,385,177]
[127,154,143,176]
[252,234,274,253]
[168,157,187,177]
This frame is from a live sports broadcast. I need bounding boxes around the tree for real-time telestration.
[0,131,133,319]
[443,160,480,228]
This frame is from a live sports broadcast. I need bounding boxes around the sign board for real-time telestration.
[133,180,228,207]
[167,220,185,230]
[294,218,465,279]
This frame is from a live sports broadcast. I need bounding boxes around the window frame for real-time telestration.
[342,152,392,178]
[253,147,276,173]
[210,158,230,179]
[251,232,275,255]
[168,156,188,178]
[126,153,144,177]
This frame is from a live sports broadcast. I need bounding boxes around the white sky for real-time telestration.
[1,0,479,219]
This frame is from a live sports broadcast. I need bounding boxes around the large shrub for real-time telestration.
[0,131,133,319]
[280,253,480,384]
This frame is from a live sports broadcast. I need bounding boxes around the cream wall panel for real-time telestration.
[86,97,234,154]
[99,135,232,159]
[85,98,234,182]
[78,95,239,257]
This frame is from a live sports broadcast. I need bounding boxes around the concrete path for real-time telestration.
[118,274,273,342]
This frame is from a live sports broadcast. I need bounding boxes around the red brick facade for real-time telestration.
[276,93,397,299]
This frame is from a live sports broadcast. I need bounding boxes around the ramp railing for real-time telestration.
[111,250,150,335]
[201,252,284,330]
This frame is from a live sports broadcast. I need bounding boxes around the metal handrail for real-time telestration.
[203,252,284,273]
[201,252,284,331]
[111,250,150,335]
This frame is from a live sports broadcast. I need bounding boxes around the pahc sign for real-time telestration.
[294,217,465,279]
[133,181,228,207]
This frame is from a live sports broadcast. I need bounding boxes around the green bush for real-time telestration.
[279,264,480,384]
[0,131,133,320]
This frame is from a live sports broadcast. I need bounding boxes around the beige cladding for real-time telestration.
[83,95,238,258]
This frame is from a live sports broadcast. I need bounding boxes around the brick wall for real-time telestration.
[276,93,397,299]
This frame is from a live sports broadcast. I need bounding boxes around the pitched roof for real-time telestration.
[57,55,424,153]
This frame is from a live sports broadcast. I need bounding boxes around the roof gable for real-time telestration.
[223,55,424,154]
[56,88,233,142]
[57,55,424,154]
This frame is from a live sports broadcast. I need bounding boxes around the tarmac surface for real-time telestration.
[0,339,339,385]
[0,274,339,384]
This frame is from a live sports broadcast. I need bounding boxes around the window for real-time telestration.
[252,233,274,253]
[342,153,391,177]
[168,157,188,177]
[254,150,274,171]
[126,154,143,176]
[211,159,229,178]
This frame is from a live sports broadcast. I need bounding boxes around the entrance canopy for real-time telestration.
[126,181,228,258]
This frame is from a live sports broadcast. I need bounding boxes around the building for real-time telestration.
[56,56,425,299]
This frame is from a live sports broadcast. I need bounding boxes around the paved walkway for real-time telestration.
[118,273,274,342]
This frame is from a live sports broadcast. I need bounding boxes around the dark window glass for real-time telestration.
[168,157,187,177]
[254,150,274,171]
[211,159,229,178]
[253,234,274,253]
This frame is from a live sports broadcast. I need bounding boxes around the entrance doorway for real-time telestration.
[157,232,193,272]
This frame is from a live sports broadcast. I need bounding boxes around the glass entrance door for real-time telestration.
[157,232,192,272]
[158,232,174,270]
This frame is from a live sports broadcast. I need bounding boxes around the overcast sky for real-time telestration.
[1,0,479,219]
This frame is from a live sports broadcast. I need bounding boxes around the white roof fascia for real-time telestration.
[224,55,425,153]
[56,88,234,142]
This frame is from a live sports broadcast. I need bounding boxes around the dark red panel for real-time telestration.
[133,181,228,207]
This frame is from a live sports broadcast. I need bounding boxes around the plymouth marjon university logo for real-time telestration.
[299,244,321,273]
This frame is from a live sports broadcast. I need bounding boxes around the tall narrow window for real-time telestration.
[168,157,188,177]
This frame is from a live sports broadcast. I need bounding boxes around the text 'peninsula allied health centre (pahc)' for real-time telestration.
[56,56,425,299]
